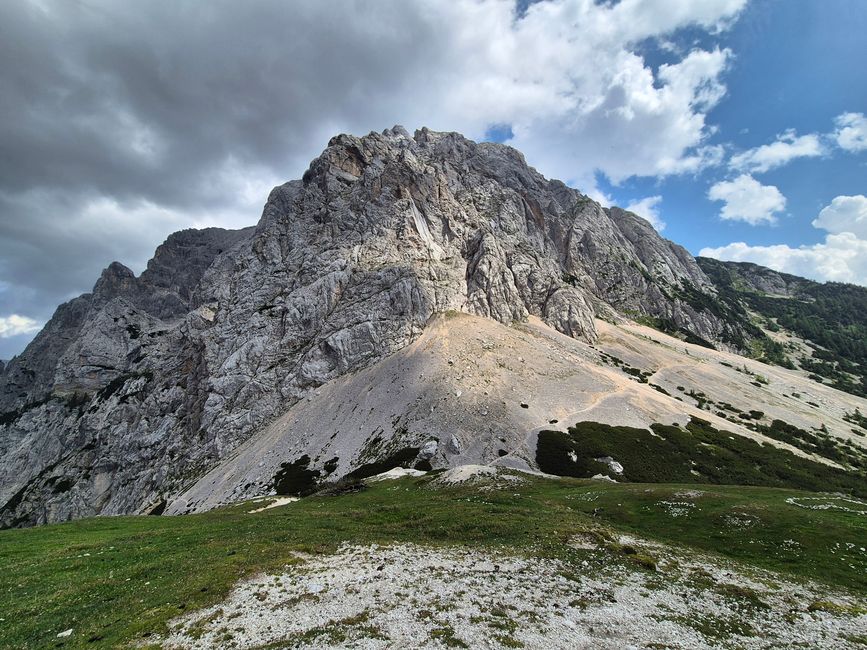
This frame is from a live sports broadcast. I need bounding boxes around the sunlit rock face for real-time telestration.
[0,126,736,527]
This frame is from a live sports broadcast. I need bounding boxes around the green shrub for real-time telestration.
[536,418,866,496]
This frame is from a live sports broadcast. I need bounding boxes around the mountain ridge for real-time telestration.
[1,126,864,528]
[697,256,867,397]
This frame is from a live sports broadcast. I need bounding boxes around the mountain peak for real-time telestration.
[0,127,794,527]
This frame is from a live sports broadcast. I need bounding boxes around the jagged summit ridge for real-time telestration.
[1,126,741,526]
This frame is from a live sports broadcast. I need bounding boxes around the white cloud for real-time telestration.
[700,234,867,285]
[0,0,750,356]
[507,44,735,192]
[812,194,867,238]
[700,194,867,286]
[834,112,867,152]
[625,195,665,231]
[729,129,824,173]
[0,314,42,338]
[707,174,786,225]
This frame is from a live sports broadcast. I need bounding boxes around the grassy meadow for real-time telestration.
[1,472,865,648]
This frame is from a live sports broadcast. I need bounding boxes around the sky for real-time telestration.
[1,0,866,359]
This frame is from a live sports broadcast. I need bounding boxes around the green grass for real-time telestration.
[561,481,866,592]
[0,474,865,648]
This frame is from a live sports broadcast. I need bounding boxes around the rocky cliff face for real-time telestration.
[1,127,743,527]
[696,257,809,298]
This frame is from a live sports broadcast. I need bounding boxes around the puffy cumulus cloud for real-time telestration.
[722,111,867,176]
[834,113,867,152]
[812,195,867,238]
[0,0,747,354]
[707,174,786,225]
[624,196,666,231]
[699,234,867,286]
[509,45,732,191]
[0,315,42,339]
[701,194,867,286]
[729,129,825,173]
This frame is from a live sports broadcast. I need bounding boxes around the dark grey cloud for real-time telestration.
[0,1,440,204]
[0,0,745,359]
[0,0,453,359]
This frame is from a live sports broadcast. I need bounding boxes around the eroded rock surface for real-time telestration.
[1,127,745,526]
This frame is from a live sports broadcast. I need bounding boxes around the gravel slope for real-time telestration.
[168,313,867,514]
[164,538,866,649]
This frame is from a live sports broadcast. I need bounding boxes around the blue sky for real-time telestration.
[493,0,867,271]
[607,0,867,257]
[1,0,866,358]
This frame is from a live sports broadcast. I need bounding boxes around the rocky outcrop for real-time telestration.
[696,257,810,298]
[1,126,743,527]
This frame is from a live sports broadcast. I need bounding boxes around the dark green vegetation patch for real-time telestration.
[598,353,652,383]
[844,408,867,432]
[345,447,420,481]
[755,419,867,471]
[698,257,867,397]
[536,418,866,497]
[273,455,320,496]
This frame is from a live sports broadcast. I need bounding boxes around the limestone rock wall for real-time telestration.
[0,127,741,526]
